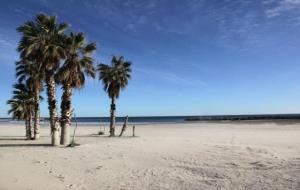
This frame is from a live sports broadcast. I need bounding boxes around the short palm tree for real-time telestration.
[7,83,35,139]
[15,58,43,140]
[17,13,69,146]
[98,56,132,137]
[56,32,96,145]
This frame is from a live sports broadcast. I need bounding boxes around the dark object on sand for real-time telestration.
[98,124,105,135]
[98,131,105,135]
[119,116,129,137]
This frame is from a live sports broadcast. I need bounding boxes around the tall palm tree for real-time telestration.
[56,32,96,145]
[98,56,132,137]
[17,13,69,146]
[7,83,34,139]
[15,58,43,140]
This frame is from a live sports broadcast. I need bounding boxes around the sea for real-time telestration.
[1,114,300,125]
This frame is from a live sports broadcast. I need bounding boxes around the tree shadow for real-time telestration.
[72,134,111,138]
[71,134,139,139]
[0,136,51,147]
[0,136,50,141]
[0,136,26,141]
[0,143,51,147]
[0,138,26,141]
[84,134,139,138]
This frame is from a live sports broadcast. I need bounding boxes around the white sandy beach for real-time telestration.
[0,122,299,190]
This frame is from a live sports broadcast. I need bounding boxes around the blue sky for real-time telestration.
[1,0,300,117]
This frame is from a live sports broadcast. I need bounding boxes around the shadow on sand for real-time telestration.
[0,135,50,141]
[0,136,50,147]
[0,134,138,147]
[0,136,27,141]
[0,138,26,141]
[84,134,139,138]
[0,143,51,147]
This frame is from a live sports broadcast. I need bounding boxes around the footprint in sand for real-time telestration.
[249,161,267,169]
[57,175,65,182]
[226,162,238,167]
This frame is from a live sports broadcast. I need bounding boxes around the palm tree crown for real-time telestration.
[7,83,34,120]
[56,32,96,87]
[98,56,132,99]
[15,58,43,91]
[17,13,68,71]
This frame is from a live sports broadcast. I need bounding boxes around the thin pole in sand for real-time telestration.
[72,112,78,142]
[132,125,135,137]
[69,110,79,147]
[119,115,129,137]
[98,118,105,135]
[103,118,105,133]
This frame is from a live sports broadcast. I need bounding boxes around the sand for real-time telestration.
[0,122,299,190]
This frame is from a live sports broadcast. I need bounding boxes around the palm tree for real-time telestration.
[7,83,34,139]
[56,32,96,145]
[98,56,132,137]
[15,58,43,140]
[17,13,69,146]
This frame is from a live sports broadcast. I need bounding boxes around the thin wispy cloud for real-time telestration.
[13,7,35,18]
[135,67,207,88]
[0,29,17,49]
[0,38,15,48]
[191,0,300,51]
[0,30,18,65]
[266,0,300,18]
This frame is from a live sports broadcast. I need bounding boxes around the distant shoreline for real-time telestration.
[1,114,300,125]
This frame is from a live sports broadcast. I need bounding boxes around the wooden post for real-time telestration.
[119,116,129,137]
[132,125,135,137]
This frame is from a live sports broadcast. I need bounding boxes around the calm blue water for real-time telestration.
[0,116,188,125]
[71,116,187,124]
[1,114,300,125]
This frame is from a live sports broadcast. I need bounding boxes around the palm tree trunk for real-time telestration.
[28,113,32,140]
[60,83,72,145]
[33,88,40,140]
[46,72,60,146]
[110,96,116,137]
[25,119,30,140]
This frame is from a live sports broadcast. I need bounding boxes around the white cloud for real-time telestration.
[266,0,300,18]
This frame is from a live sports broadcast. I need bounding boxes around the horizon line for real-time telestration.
[1,113,300,119]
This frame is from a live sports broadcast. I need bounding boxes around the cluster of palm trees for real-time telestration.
[7,13,132,146]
